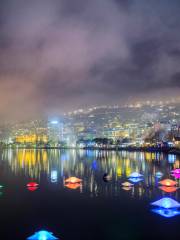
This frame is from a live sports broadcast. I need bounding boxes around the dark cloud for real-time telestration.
[0,0,180,120]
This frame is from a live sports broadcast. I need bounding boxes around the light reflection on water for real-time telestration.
[0,149,179,199]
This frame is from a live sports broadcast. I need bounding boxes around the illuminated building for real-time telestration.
[47,120,63,146]
[15,134,48,144]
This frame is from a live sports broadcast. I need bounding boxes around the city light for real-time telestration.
[51,120,59,124]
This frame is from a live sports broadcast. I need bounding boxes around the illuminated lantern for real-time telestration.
[151,197,180,209]
[151,208,180,218]
[129,177,143,183]
[155,172,163,178]
[171,169,180,174]
[128,172,143,178]
[121,182,134,187]
[27,182,39,188]
[65,183,81,190]
[65,177,82,184]
[159,186,177,193]
[159,179,177,187]
[27,230,58,240]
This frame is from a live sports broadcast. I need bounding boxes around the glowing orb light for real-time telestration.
[151,198,180,209]
[129,177,143,183]
[159,186,178,193]
[0,185,4,189]
[128,172,143,178]
[159,179,177,187]
[155,172,163,178]
[65,183,81,189]
[171,169,180,174]
[152,208,180,218]
[27,230,58,240]
[27,182,39,188]
[121,182,134,187]
[65,177,82,184]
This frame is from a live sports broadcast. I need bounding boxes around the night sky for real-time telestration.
[0,0,180,120]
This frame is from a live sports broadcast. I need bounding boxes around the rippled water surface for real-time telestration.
[0,149,179,239]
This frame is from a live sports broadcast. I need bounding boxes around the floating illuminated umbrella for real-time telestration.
[128,172,143,178]
[151,208,180,218]
[65,183,81,190]
[65,177,82,184]
[155,172,163,178]
[172,173,180,179]
[27,186,38,192]
[159,186,178,193]
[129,177,143,183]
[121,182,134,187]
[159,179,177,187]
[171,169,180,174]
[151,197,180,209]
[27,230,58,240]
[103,173,112,182]
[122,187,133,191]
[27,182,39,188]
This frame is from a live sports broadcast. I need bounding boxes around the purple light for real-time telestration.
[171,169,180,174]
[172,173,180,179]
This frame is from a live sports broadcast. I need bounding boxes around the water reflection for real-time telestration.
[0,149,179,199]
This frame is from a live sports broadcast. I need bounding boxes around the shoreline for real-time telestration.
[0,146,180,154]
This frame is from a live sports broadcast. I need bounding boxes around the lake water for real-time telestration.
[0,149,179,239]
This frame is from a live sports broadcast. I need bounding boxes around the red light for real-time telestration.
[27,186,38,192]
[159,186,177,193]
[27,182,39,187]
